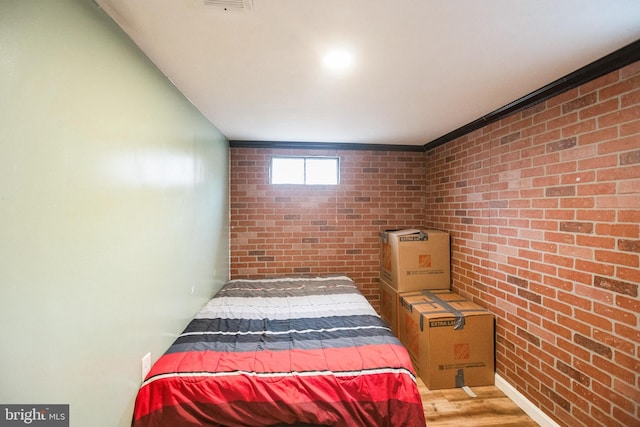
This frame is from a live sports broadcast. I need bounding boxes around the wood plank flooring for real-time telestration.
[416,376,540,426]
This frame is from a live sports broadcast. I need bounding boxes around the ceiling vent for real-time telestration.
[203,0,253,11]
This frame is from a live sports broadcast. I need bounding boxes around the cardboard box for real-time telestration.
[380,229,450,292]
[398,289,495,390]
[379,278,410,337]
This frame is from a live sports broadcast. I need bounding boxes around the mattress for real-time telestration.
[131,276,425,426]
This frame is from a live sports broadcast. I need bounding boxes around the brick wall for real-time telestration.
[424,62,639,426]
[229,62,638,427]
[230,147,426,309]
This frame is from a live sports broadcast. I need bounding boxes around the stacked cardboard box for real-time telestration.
[379,229,451,291]
[379,229,451,335]
[398,290,495,389]
[378,229,495,389]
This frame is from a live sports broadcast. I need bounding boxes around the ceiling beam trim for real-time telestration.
[228,140,425,152]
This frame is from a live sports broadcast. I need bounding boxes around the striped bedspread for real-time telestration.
[131,276,426,426]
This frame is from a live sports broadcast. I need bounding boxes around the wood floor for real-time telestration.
[416,376,540,426]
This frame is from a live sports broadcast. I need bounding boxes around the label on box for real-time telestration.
[454,343,470,360]
[438,362,487,370]
[418,255,431,267]
[430,319,459,328]
[406,269,444,276]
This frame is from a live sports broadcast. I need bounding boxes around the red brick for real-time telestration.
[580,98,620,120]
[570,406,593,427]
[595,249,639,268]
[593,354,636,384]
[620,61,640,78]
[612,407,638,427]
[577,153,618,171]
[618,209,640,222]
[611,378,640,412]
[593,329,636,355]
[621,88,640,108]
[580,70,619,94]
[620,120,640,138]
[574,382,612,414]
[561,170,595,185]
[595,220,640,239]
[616,266,640,287]
[614,350,640,374]
[545,231,575,244]
[563,93,598,114]
[577,182,616,195]
[618,178,640,194]
[533,106,562,125]
[562,119,597,138]
[556,257,588,282]
[576,234,615,249]
[548,112,579,130]
[594,302,637,326]
[596,194,639,209]
[548,88,580,107]
[599,74,640,100]
[594,275,638,297]
[599,132,640,156]
[575,259,614,276]
[614,323,640,344]
[620,149,640,166]
[576,209,616,222]
[564,199,598,214]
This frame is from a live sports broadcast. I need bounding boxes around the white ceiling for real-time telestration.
[95,0,640,146]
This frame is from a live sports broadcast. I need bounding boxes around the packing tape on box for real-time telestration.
[400,296,413,313]
[420,290,466,330]
[455,369,479,396]
[462,386,477,398]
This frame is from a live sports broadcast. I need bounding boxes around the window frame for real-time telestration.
[269,155,340,186]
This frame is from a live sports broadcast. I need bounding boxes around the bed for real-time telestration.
[131,276,426,426]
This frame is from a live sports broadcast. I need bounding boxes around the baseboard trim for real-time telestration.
[495,374,560,427]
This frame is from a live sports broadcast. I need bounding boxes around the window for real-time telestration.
[270,156,339,185]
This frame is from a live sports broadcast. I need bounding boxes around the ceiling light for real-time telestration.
[322,48,354,72]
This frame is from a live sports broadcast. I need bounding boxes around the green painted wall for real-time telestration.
[0,1,229,426]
